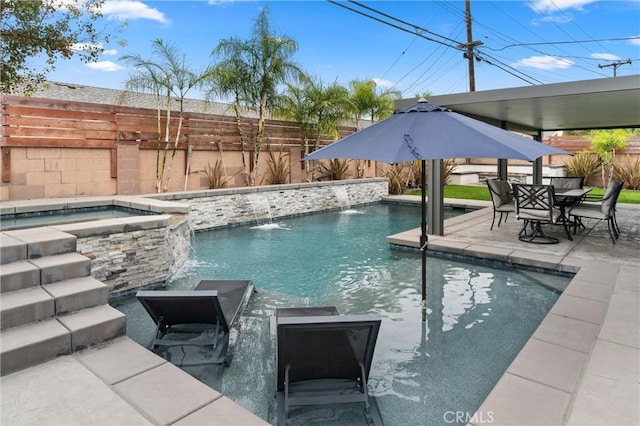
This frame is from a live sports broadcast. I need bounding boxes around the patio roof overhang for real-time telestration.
[396,75,640,134]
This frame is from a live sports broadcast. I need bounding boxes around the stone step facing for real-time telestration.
[1,228,77,263]
[30,252,92,285]
[0,305,126,376]
[0,227,125,376]
[0,276,111,330]
[1,260,40,293]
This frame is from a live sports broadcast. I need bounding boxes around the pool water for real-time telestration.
[0,206,153,231]
[115,204,564,425]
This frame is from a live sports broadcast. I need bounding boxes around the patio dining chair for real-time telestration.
[549,176,584,190]
[569,181,624,243]
[550,176,586,210]
[487,178,515,230]
[513,183,571,244]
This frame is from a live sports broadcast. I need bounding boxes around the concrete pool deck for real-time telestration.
[386,195,639,425]
[1,196,638,425]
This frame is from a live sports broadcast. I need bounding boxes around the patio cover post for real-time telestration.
[497,121,509,180]
[497,159,508,180]
[533,132,543,184]
[427,159,444,236]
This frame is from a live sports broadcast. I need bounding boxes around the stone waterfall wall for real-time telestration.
[59,179,387,297]
[152,178,389,231]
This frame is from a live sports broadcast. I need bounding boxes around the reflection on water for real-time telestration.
[115,204,564,425]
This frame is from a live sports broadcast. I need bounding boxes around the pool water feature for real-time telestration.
[115,204,564,425]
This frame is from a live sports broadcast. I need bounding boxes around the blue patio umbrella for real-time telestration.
[303,99,570,318]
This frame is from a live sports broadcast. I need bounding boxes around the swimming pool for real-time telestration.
[115,204,565,425]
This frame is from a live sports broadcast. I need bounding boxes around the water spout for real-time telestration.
[246,192,273,225]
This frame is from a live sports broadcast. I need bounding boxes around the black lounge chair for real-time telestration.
[136,279,253,367]
[275,306,383,426]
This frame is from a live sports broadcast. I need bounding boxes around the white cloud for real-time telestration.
[373,78,394,88]
[591,53,621,61]
[529,0,596,13]
[102,0,169,24]
[512,55,574,70]
[630,36,640,46]
[86,61,124,72]
[102,49,118,56]
[70,42,102,52]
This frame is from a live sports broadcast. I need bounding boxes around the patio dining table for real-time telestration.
[554,187,592,229]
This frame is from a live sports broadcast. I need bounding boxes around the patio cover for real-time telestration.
[395,75,640,235]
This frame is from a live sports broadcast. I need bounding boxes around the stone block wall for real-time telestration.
[56,215,191,297]
[154,179,389,231]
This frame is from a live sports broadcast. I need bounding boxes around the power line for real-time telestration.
[327,0,545,89]
[326,0,460,51]
[347,0,462,46]
[484,36,640,52]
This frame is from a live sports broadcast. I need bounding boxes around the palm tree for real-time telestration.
[349,79,400,128]
[274,75,350,180]
[121,38,207,192]
[348,79,400,178]
[205,38,253,186]
[208,7,302,186]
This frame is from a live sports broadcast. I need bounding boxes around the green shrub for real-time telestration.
[266,151,290,184]
[564,151,601,186]
[320,159,350,180]
[408,160,422,189]
[613,155,640,190]
[443,159,457,185]
[385,164,408,195]
[201,160,230,189]
[406,159,456,188]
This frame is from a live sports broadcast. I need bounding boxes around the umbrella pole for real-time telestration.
[420,159,428,322]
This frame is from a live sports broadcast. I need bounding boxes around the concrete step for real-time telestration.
[43,277,109,315]
[0,318,72,376]
[57,304,126,352]
[1,227,76,260]
[0,260,40,293]
[0,287,55,330]
[29,252,91,285]
[0,234,27,265]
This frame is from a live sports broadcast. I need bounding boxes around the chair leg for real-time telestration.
[607,218,617,244]
[612,213,621,237]
[498,211,509,227]
[561,215,572,241]
[490,210,496,230]
[518,220,559,244]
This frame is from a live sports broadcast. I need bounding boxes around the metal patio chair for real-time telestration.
[487,178,515,230]
[513,183,571,244]
[569,181,624,243]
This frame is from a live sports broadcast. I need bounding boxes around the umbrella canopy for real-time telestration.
[302,99,570,320]
[304,99,569,163]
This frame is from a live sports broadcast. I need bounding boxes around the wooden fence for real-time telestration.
[2,95,638,201]
[0,95,363,200]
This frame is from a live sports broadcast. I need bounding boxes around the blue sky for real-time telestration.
[48,0,640,99]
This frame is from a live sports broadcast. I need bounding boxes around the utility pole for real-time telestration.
[457,0,483,92]
[456,0,483,166]
[598,59,631,77]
